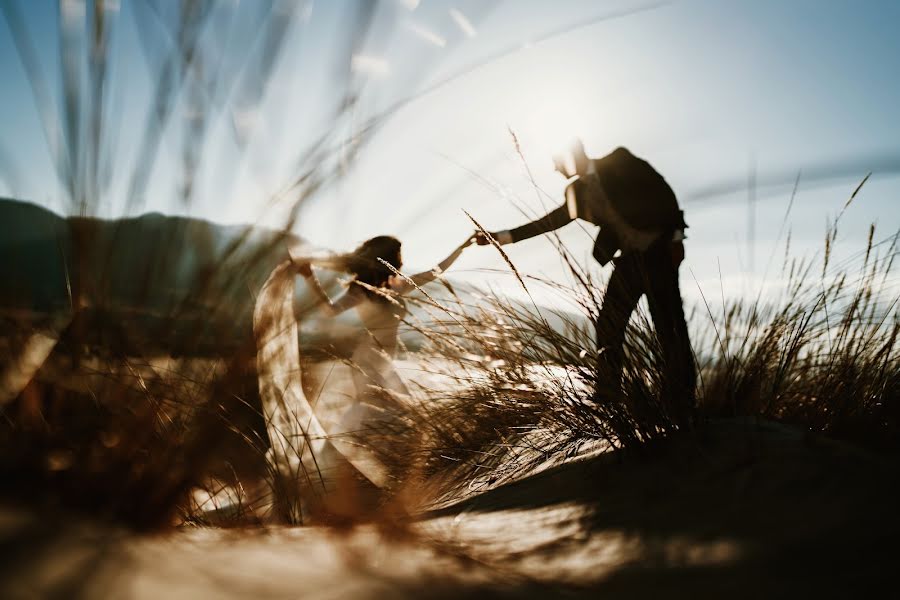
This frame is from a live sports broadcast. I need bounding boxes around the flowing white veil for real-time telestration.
[252,250,390,518]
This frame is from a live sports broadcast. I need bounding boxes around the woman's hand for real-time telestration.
[294,260,313,278]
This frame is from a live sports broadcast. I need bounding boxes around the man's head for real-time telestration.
[553,138,590,178]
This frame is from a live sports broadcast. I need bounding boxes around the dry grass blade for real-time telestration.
[464,211,528,292]
[845,171,871,212]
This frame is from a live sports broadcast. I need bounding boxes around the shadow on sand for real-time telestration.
[423,418,900,597]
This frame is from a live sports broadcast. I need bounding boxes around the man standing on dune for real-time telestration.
[475,140,695,427]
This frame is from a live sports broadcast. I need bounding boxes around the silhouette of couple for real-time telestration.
[292,141,695,429]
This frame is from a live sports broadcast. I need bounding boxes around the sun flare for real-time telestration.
[505,74,595,160]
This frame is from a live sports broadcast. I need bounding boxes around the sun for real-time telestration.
[505,73,594,161]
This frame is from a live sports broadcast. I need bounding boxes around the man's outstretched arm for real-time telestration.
[475,203,573,246]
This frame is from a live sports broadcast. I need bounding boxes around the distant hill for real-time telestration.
[0,198,304,354]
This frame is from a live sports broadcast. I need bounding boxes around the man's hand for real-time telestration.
[474,230,512,246]
[474,231,492,246]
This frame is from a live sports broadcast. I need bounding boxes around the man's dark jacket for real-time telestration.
[507,147,686,265]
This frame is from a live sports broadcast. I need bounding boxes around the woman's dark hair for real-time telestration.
[340,235,402,298]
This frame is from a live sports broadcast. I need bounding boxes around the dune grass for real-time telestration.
[0,1,897,535]
[0,202,896,531]
[329,210,898,515]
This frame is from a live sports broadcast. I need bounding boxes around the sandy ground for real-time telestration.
[3,418,897,599]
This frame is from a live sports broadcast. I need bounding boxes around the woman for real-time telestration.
[293,234,473,420]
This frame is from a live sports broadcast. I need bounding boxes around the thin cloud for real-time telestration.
[405,21,447,48]
[449,8,476,38]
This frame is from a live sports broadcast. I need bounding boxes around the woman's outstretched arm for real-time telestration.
[393,235,474,294]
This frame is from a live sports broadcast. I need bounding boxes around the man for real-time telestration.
[475,140,695,426]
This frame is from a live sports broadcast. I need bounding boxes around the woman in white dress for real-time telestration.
[293,234,473,428]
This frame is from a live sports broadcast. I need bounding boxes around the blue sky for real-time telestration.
[1,0,898,306]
